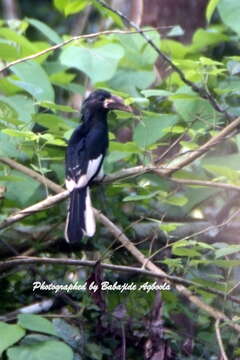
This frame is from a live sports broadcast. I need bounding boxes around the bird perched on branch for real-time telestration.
[65,89,132,243]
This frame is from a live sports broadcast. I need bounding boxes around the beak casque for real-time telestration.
[104,95,132,113]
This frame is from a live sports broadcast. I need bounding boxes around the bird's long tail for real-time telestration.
[65,187,95,243]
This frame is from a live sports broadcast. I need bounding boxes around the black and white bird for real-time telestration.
[65,89,132,243]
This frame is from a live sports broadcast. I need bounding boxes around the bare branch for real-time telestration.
[158,116,240,176]
[1,256,240,305]
[215,319,229,360]
[95,0,231,119]
[0,157,63,194]
[0,28,165,73]
[0,191,69,230]
[0,299,54,322]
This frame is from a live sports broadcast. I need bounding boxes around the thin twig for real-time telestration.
[215,319,229,360]
[0,28,164,73]
[95,0,231,119]
[157,116,240,176]
[1,256,240,305]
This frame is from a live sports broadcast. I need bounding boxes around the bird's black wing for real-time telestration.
[65,123,108,191]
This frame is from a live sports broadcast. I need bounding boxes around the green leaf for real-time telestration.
[215,245,240,258]
[109,69,155,96]
[218,0,240,36]
[7,340,73,360]
[160,39,189,59]
[203,164,240,183]
[173,247,201,257]
[206,0,220,22]
[123,191,161,202]
[53,0,66,12]
[189,29,228,53]
[2,170,41,206]
[2,129,38,141]
[37,101,77,113]
[54,0,90,15]
[0,27,37,58]
[0,99,19,125]
[0,95,35,125]
[0,322,25,355]
[0,39,19,61]
[190,259,240,267]
[159,223,180,232]
[133,113,178,148]
[92,0,124,27]
[53,319,83,350]
[116,29,160,68]
[65,0,90,15]
[227,60,240,75]
[18,314,57,336]
[202,154,240,171]
[27,18,62,44]
[33,114,70,131]
[141,89,173,97]
[10,61,55,102]
[165,195,188,207]
[107,151,131,163]
[109,141,140,153]
[171,87,219,123]
[49,71,76,85]
[0,132,26,158]
[60,44,124,83]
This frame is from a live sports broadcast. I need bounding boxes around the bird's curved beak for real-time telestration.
[104,95,133,113]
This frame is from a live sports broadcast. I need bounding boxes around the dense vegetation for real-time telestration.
[0,0,240,358]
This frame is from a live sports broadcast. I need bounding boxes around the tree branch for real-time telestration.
[158,116,240,176]
[1,256,240,305]
[0,28,164,73]
[215,319,229,360]
[95,0,231,119]
[1,163,240,333]
[0,157,63,193]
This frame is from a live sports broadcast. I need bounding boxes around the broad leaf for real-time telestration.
[18,315,57,336]
[0,322,25,356]
[60,44,124,83]
[10,61,55,102]
[206,0,220,22]
[218,0,240,36]
[7,340,73,360]
[27,18,62,44]
[133,113,178,148]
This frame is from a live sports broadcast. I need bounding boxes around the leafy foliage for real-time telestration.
[1,0,240,359]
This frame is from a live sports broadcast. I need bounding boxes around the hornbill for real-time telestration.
[65,89,132,243]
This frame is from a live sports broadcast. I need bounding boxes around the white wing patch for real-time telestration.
[77,174,88,188]
[83,187,96,237]
[86,155,103,182]
[66,155,102,191]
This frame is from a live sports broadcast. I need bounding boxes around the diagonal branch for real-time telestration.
[95,0,231,119]
[157,116,240,176]
[1,163,240,332]
[215,319,229,360]
[0,28,165,73]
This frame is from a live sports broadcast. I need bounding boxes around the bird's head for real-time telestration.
[82,89,132,114]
